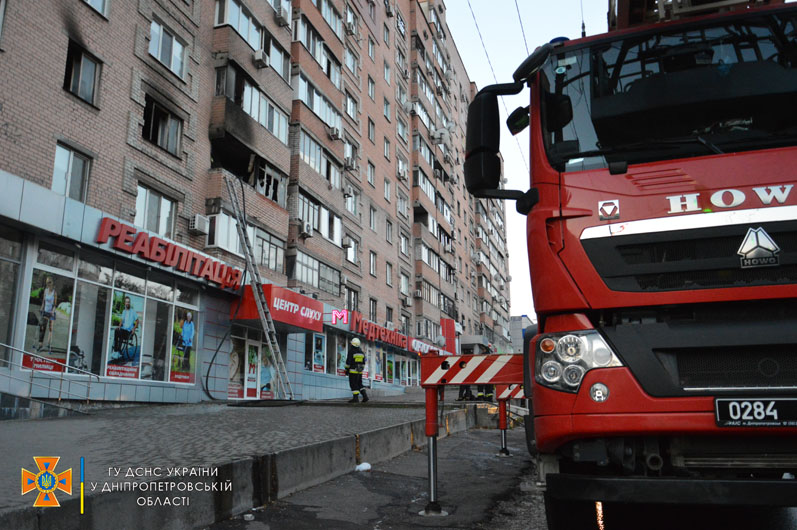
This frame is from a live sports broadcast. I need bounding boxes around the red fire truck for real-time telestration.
[465,0,797,525]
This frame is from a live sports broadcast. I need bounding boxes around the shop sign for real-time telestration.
[237,285,324,332]
[349,312,408,349]
[96,218,243,290]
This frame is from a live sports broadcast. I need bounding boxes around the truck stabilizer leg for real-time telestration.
[498,399,510,457]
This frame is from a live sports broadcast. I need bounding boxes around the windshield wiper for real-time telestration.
[555,135,725,163]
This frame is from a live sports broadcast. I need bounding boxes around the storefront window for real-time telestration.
[114,262,146,295]
[23,269,74,370]
[78,251,113,285]
[22,238,201,383]
[229,327,280,400]
[69,282,110,375]
[305,333,325,372]
[0,226,22,364]
[36,241,75,271]
[386,353,394,383]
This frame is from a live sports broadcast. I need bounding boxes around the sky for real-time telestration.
[446,0,607,322]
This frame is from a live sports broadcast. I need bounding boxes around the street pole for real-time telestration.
[498,399,510,456]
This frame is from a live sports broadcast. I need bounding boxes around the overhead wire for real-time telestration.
[514,0,530,56]
[466,0,529,175]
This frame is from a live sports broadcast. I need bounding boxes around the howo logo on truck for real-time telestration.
[666,185,794,213]
[737,228,781,268]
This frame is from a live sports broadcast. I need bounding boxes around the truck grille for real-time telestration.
[671,346,797,390]
[582,221,797,292]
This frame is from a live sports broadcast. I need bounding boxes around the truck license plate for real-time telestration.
[715,398,797,427]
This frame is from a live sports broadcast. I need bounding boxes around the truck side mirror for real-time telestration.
[464,91,502,194]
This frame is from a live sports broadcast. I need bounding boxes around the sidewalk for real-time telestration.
[0,393,485,530]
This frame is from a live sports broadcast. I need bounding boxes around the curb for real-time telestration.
[0,408,476,530]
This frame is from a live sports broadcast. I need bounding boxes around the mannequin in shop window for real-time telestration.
[37,276,57,353]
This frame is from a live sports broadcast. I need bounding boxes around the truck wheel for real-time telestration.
[523,415,536,456]
[544,492,595,530]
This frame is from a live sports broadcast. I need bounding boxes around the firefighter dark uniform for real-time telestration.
[346,338,368,403]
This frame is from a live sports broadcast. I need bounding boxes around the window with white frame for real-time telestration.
[345,186,359,216]
[384,137,390,160]
[269,40,291,81]
[135,185,175,239]
[207,211,250,254]
[383,23,389,45]
[386,262,393,286]
[400,232,409,255]
[298,75,342,131]
[383,60,391,84]
[367,162,375,186]
[385,220,393,243]
[369,298,377,321]
[383,97,391,120]
[369,206,377,230]
[65,41,100,105]
[345,91,357,120]
[368,118,375,142]
[83,0,106,15]
[52,144,90,202]
[253,228,286,273]
[369,251,377,276]
[216,0,263,50]
[346,236,358,263]
[384,179,391,202]
[397,118,408,142]
[217,64,289,144]
[149,20,185,77]
[398,193,408,217]
[368,36,375,59]
[367,76,375,99]
[400,272,409,295]
[345,47,358,74]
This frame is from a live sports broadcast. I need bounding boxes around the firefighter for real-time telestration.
[476,385,494,402]
[346,338,369,403]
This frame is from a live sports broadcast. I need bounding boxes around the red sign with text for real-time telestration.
[235,285,324,332]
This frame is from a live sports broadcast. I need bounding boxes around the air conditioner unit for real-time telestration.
[386,322,395,331]
[435,84,443,96]
[328,127,341,140]
[413,290,423,298]
[445,244,453,254]
[451,176,459,186]
[397,168,408,181]
[343,185,354,198]
[253,49,270,69]
[386,4,395,17]
[276,6,291,27]
[401,101,413,114]
[430,132,443,145]
[345,21,356,35]
[344,157,356,170]
[189,214,210,235]
[433,169,442,180]
[342,237,353,249]
[402,296,412,307]
[443,152,451,164]
[300,222,313,237]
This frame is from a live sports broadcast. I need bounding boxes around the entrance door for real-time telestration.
[244,341,260,399]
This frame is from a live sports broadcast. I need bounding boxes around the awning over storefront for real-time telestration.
[233,284,324,333]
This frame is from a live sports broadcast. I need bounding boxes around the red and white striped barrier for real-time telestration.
[495,383,526,400]
[420,354,523,387]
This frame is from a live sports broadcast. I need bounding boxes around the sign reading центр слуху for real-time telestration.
[96,218,243,290]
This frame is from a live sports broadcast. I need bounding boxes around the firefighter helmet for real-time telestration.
[351,338,361,347]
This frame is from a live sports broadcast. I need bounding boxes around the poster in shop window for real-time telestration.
[373,349,383,382]
[23,270,74,372]
[336,339,347,377]
[228,339,245,399]
[246,344,259,398]
[386,353,394,384]
[106,291,144,379]
[260,344,275,399]
[400,359,408,386]
[312,334,325,373]
[170,307,196,384]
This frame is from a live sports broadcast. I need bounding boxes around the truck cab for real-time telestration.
[465,1,797,526]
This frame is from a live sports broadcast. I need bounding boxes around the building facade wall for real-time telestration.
[0,0,511,405]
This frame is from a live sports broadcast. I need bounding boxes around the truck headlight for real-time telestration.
[535,331,622,393]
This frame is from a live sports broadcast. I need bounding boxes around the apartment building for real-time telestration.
[0,0,511,406]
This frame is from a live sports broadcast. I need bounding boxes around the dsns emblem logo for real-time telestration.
[737,228,780,269]
[21,457,72,507]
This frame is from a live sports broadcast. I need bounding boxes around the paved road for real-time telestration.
[209,428,536,530]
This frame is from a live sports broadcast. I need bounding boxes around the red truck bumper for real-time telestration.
[534,367,797,453]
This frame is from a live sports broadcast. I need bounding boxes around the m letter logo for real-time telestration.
[331,309,349,325]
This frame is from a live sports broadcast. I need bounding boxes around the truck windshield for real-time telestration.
[542,11,797,171]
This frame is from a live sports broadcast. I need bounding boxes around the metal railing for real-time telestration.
[0,342,101,405]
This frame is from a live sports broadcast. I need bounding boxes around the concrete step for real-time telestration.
[0,392,88,420]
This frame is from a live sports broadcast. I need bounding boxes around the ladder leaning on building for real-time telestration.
[223,174,294,400]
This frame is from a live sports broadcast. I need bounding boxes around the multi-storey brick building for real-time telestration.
[0,0,511,406]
